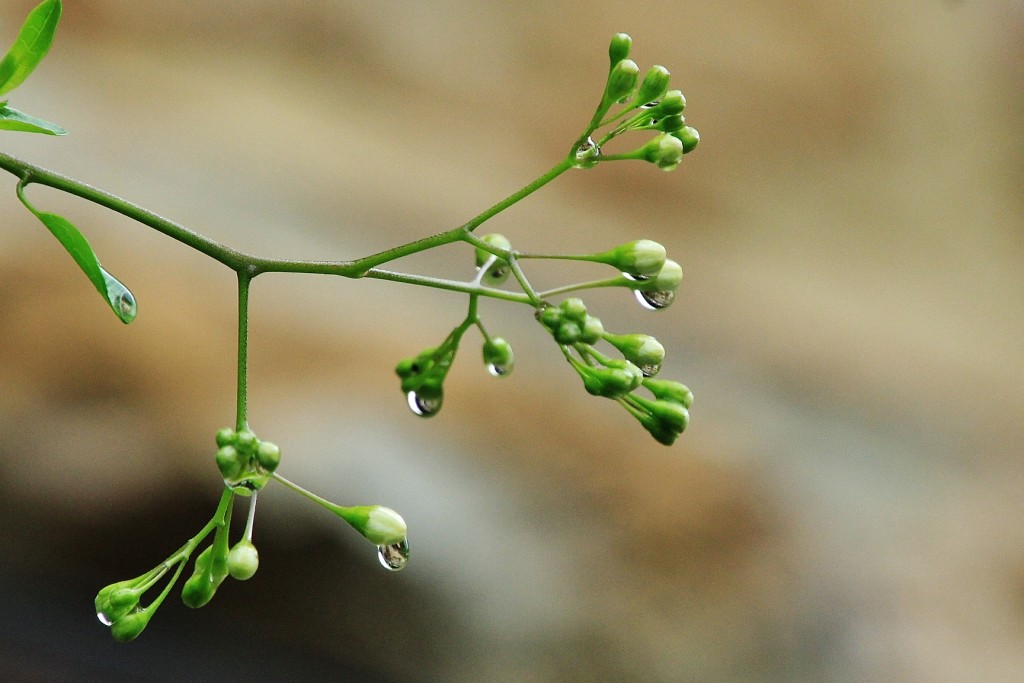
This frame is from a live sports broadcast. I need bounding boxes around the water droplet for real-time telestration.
[377,538,410,571]
[97,612,113,626]
[638,363,661,377]
[101,268,137,323]
[634,289,675,310]
[486,361,513,377]
[621,272,650,282]
[407,390,442,417]
[573,137,601,169]
[641,100,660,109]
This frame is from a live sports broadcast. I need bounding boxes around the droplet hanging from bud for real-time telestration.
[407,390,443,417]
[377,538,410,571]
[634,289,675,310]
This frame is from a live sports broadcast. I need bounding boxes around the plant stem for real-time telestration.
[235,272,251,432]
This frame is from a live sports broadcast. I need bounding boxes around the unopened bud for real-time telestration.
[635,65,670,106]
[594,239,666,277]
[227,540,259,581]
[608,33,632,67]
[606,59,639,102]
[675,125,700,154]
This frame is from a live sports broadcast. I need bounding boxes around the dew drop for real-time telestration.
[377,538,410,571]
[486,362,513,377]
[638,363,661,378]
[634,289,675,310]
[573,137,601,169]
[101,268,137,323]
[97,611,113,626]
[407,390,442,417]
[621,272,650,282]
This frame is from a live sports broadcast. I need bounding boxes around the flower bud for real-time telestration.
[215,445,245,481]
[604,333,665,375]
[656,114,685,133]
[337,505,408,546]
[235,429,258,455]
[581,361,644,398]
[629,395,690,444]
[554,320,582,345]
[255,441,281,472]
[594,239,666,277]
[482,337,515,376]
[608,33,632,67]
[579,315,605,344]
[215,427,236,448]
[633,259,683,293]
[559,297,588,322]
[181,573,217,609]
[227,540,259,580]
[606,58,639,102]
[475,233,512,285]
[640,133,684,171]
[110,609,152,643]
[674,126,700,154]
[642,378,693,408]
[538,305,562,330]
[635,65,670,106]
[655,89,686,116]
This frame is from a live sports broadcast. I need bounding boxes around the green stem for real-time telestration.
[235,272,251,432]
[0,152,251,270]
[458,157,574,234]
[272,472,346,516]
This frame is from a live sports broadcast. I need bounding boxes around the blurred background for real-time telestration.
[1,0,1022,680]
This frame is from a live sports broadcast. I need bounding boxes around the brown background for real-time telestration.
[1,1,1022,681]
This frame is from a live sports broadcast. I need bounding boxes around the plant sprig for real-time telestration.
[1,0,700,642]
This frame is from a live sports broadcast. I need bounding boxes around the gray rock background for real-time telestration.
[1,1,1022,681]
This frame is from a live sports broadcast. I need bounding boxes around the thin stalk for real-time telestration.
[235,272,251,432]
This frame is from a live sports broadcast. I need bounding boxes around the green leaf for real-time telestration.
[0,0,62,97]
[0,104,65,134]
[17,182,137,323]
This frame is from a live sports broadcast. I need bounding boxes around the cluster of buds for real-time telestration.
[535,290,690,445]
[571,33,699,172]
[96,425,411,642]
[214,427,281,493]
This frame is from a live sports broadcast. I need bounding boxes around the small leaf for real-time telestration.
[17,182,137,323]
[0,0,62,97]
[0,104,65,134]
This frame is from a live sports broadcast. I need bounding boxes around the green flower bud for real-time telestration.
[654,89,686,116]
[255,441,281,472]
[639,133,684,171]
[594,239,666,278]
[474,233,512,285]
[674,126,700,154]
[555,320,582,345]
[235,430,258,455]
[635,65,670,106]
[96,583,143,626]
[648,259,683,291]
[227,540,259,580]
[336,505,408,546]
[629,394,690,444]
[608,33,632,67]
[656,114,685,133]
[215,445,245,481]
[606,58,639,103]
[215,427,236,448]
[604,333,665,376]
[580,315,605,344]
[482,337,515,377]
[110,609,152,643]
[580,361,644,398]
[642,378,693,408]
[538,305,562,330]
[559,297,588,322]
[181,573,217,609]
